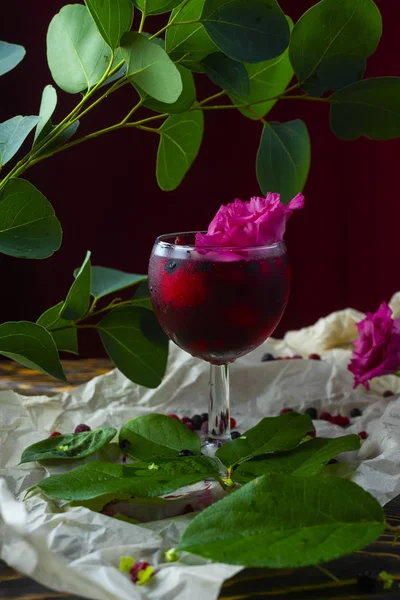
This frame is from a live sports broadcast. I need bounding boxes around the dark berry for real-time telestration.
[357,571,378,593]
[201,413,208,423]
[261,353,275,362]
[201,420,208,434]
[359,431,368,440]
[164,259,178,274]
[321,412,332,421]
[185,422,195,431]
[230,417,236,428]
[182,504,194,514]
[174,236,185,245]
[181,416,192,424]
[383,390,394,398]
[168,414,180,420]
[350,407,362,418]
[231,431,241,439]
[131,561,151,584]
[309,353,321,360]
[74,424,91,433]
[178,449,194,456]
[280,408,293,415]
[293,354,303,359]
[330,415,350,428]
[328,458,339,464]
[122,453,127,464]
[119,438,130,450]
[305,407,318,420]
[191,415,203,430]
[49,431,62,437]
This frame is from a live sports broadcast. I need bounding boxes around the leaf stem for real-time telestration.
[138,0,147,33]
[148,0,193,40]
[315,564,339,582]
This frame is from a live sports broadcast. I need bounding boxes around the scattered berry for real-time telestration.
[191,415,203,430]
[181,416,192,424]
[167,414,180,420]
[283,356,292,360]
[280,408,293,415]
[383,390,394,398]
[328,458,339,465]
[119,438,130,450]
[185,422,195,432]
[261,353,275,362]
[122,454,127,464]
[201,420,208,434]
[231,431,241,440]
[182,504,195,514]
[304,407,318,420]
[201,413,208,423]
[164,259,178,274]
[74,424,91,433]
[330,415,350,428]
[178,449,194,456]
[357,571,378,593]
[321,412,332,421]
[49,431,62,437]
[309,353,321,360]
[350,407,362,418]
[293,354,303,359]
[174,236,185,245]
[230,417,236,428]
[130,561,154,585]
[359,431,368,440]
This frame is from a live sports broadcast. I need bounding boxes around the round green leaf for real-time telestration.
[178,474,385,567]
[156,110,204,191]
[84,0,133,49]
[202,52,249,96]
[47,4,113,94]
[330,77,400,141]
[121,32,182,103]
[0,115,40,166]
[165,0,217,63]
[37,302,78,355]
[61,251,92,321]
[201,0,290,64]
[97,305,169,388]
[89,266,147,299]
[143,65,196,114]
[289,0,382,96]
[0,41,25,77]
[34,85,57,144]
[256,119,311,205]
[0,321,66,381]
[0,179,62,259]
[134,0,184,15]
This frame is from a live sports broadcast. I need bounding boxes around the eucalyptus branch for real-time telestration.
[149,0,193,40]
[138,0,147,33]
[50,299,137,333]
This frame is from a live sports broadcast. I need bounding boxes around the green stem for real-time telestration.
[138,0,147,33]
[315,564,339,582]
[148,0,193,40]
[198,90,225,106]
[50,300,136,333]
[120,99,143,125]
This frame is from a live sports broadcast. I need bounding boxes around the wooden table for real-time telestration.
[1,359,400,599]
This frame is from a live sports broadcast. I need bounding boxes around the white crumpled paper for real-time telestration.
[2,293,400,600]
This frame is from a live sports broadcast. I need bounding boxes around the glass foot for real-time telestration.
[201,433,231,458]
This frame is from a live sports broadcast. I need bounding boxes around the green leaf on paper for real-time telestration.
[216,412,313,468]
[289,0,382,96]
[202,52,249,97]
[119,414,201,460]
[20,427,117,464]
[0,41,25,76]
[133,0,184,15]
[330,77,400,141]
[132,280,152,310]
[156,110,204,191]
[85,0,133,49]
[233,435,361,484]
[35,456,218,501]
[165,0,217,63]
[0,321,66,381]
[121,32,182,104]
[97,306,168,388]
[37,302,78,354]
[201,0,290,64]
[144,65,196,114]
[256,119,311,205]
[47,4,113,94]
[178,474,385,567]
[61,251,92,320]
[0,115,40,166]
[90,266,147,300]
[0,179,62,259]
[34,85,57,144]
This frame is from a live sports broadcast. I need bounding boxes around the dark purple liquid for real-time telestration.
[149,252,290,364]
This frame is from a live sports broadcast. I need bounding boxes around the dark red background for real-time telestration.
[0,0,399,356]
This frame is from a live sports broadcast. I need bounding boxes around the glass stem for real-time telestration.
[208,364,231,442]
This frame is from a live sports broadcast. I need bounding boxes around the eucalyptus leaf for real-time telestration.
[0,115,40,166]
[156,110,204,191]
[201,0,290,64]
[216,412,312,468]
[132,280,152,310]
[0,179,62,259]
[20,428,117,464]
[0,321,66,381]
[47,4,113,94]
[165,0,217,63]
[60,251,92,320]
[121,32,182,104]
[202,52,249,96]
[46,121,80,151]
[330,77,400,141]
[134,0,184,15]
[119,413,201,460]
[256,119,311,205]
[233,435,361,484]
[144,65,196,114]
[289,0,382,96]
[35,456,218,501]
[34,85,57,144]
[85,0,133,49]
[178,474,385,567]
[89,266,147,300]
[97,306,168,388]
[37,302,78,354]
[0,41,25,76]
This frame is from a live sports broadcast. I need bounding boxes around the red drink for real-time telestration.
[149,235,290,365]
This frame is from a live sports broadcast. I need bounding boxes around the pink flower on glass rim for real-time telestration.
[348,302,400,390]
[195,192,304,248]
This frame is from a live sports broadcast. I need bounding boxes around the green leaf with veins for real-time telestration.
[0,115,40,166]
[84,0,133,49]
[89,266,147,300]
[60,251,92,320]
[34,85,57,144]
[37,302,78,355]
[0,41,25,76]
[133,0,184,15]
[202,52,250,96]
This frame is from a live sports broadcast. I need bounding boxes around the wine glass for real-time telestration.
[148,232,290,450]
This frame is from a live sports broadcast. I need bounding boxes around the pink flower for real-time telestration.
[348,302,400,389]
[195,193,304,248]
